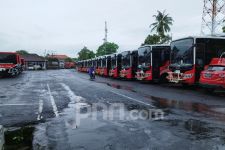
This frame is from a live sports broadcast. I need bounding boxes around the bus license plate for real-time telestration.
[175,70,180,74]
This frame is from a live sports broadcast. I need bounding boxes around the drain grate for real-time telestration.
[0,125,4,150]
[4,126,34,150]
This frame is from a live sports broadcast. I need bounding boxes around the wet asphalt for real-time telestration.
[0,69,225,150]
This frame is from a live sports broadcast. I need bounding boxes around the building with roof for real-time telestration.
[47,55,70,69]
[21,54,47,70]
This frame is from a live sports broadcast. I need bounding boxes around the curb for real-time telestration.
[0,125,4,150]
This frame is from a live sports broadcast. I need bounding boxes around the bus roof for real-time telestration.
[0,52,18,54]
[139,44,170,48]
[172,36,225,42]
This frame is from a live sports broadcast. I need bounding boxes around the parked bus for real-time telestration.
[109,53,122,78]
[82,60,88,72]
[168,36,225,86]
[120,50,138,79]
[0,52,23,77]
[96,57,102,75]
[99,55,111,76]
[199,52,225,90]
[76,61,83,72]
[136,45,171,82]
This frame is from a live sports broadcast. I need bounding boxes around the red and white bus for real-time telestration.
[76,61,83,72]
[95,57,102,75]
[119,50,138,79]
[168,36,225,86]
[109,53,122,78]
[136,45,170,82]
[98,55,111,76]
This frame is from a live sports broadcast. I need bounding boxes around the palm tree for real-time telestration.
[150,10,173,36]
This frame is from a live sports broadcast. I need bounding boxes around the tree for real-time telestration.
[71,58,78,62]
[223,26,225,33]
[96,42,119,56]
[16,50,29,55]
[143,34,161,45]
[78,46,95,60]
[150,10,173,36]
[144,10,173,45]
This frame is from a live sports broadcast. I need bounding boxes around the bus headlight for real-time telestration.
[183,74,193,79]
[0,68,6,71]
[219,73,225,78]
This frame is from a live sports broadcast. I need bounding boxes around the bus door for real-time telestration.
[117,54,122,71]
[131,51,138,77]
[152,49,161,80]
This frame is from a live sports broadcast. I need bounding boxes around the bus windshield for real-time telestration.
[102,58,106,67]
[111,56,116,69]
[138,47,151,69]
[0,54,17,64]
[121,52,130,69]
[97,59,101,67]
[171,38,194,66]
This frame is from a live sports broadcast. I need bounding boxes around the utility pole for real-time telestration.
[201,0,225,36]
[103,21,108,43]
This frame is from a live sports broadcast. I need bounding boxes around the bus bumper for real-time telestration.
[167,72,194,84]
[136,72,151,81]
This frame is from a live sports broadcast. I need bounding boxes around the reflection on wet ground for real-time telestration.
[2,71,225,149]
[104,82,225,122]
[150,96,225,122]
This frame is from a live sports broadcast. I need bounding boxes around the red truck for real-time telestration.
[199,53,225,90]
[0,52,23,77]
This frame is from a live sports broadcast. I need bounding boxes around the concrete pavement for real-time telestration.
[0,70,225,149]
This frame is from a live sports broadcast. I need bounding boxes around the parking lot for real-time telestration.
[0,69,225,149]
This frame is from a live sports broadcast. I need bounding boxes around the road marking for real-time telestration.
[37,99,43,121]
[111,91,155,107]
[0,104,37,106]
[47,84,59,117]
[60,83,84,102]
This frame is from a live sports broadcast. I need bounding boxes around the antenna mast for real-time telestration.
[103,21,108,43]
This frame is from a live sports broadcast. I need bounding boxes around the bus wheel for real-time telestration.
[205,88,215,93]
[181,83,189,87]
[159,74,168,83]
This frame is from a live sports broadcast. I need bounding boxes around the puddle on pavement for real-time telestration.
[97,81,137,93]
[102,82,225,122]
[0,96,6,99]
[150,95,225,122]
[4,126,34,150]
[3,93,225,149]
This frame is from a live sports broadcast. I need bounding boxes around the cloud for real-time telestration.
[0,0,204,57]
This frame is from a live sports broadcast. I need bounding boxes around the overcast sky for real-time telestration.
[0,0,204,57]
